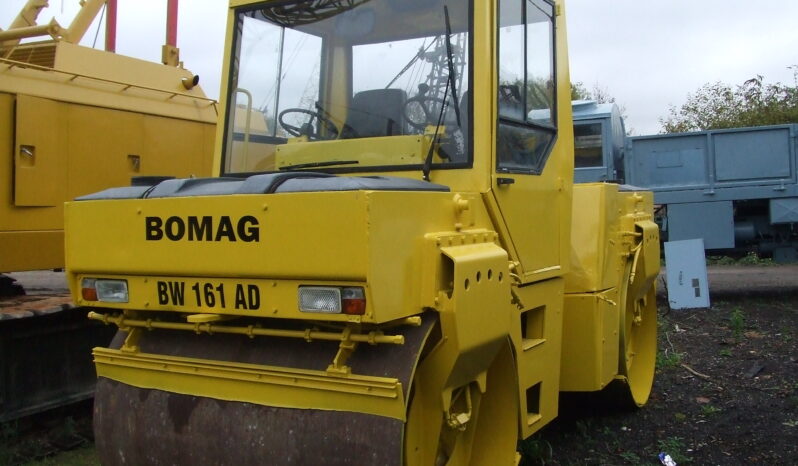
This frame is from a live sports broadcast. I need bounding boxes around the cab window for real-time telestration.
[223,0,472,174]
[497,0,556,174]
[574,122,603,168]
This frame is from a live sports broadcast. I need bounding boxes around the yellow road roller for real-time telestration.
[65,0,659,463]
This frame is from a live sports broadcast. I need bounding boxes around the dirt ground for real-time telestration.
[522,265,798,465]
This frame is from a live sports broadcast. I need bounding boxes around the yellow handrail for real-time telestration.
[0,56,218,111]
[88,311,406,345]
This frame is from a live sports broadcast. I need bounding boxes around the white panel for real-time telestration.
[664,239,710,310]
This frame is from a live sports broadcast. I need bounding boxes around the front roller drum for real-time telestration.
[94,316,435,466]
[95,379,402,465]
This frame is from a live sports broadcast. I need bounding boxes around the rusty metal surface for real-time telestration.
[95,380,403,466]
[94,314,438,465]
[0,295,72,317]
[1,271,72,317]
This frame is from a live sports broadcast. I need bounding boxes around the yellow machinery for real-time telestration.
[66,0,659,463]
[0,0,215,423]
[0,0,216,273]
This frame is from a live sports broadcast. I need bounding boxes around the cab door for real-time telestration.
[490,0,570,281]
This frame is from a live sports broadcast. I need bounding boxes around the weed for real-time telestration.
[729,307,745,339]
[618,451,641,464]
[0,421,19,465]
[737,251,774,265]
[783,420,798,428]
[657,436,691,463]
[656,350,683,369]
[701,404,721,415]
[20,446,100,466]
[719,349,732,357]
[706,255,737,265]
[575,419,592,438]
[706,252,774,266]
[519,435,553,464]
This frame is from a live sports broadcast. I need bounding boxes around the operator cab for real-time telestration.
[223,0,471,174]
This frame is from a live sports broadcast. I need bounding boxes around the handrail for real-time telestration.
[0,55,218,111]
[235,87,254,166]
[89,311,407,345]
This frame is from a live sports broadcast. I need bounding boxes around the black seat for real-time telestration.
[341,89,407,139]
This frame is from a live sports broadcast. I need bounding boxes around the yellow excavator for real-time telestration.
[66,0,659,463]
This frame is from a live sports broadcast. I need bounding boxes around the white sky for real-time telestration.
[3,0,797,135]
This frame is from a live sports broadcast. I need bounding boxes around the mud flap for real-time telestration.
[94,314,437,466]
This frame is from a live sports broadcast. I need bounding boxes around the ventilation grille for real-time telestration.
[7,43,57,68]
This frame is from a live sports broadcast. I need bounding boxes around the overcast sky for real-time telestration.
[3,0,797,135]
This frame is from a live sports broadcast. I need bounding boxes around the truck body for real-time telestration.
[66,0,660,463]
[573,101,798,261]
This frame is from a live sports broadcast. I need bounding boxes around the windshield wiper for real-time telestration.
[279,160,360,171]
[422,5,457,182]
[442,5,461,127]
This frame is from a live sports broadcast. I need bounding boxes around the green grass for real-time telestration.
[618,451,642,464]
[0,421,19,465]
[21,446,99,466]
[701,404,721,416]
[706,255,738,265]
[519,435,553,463]
[737,252,775,265]
[729,307,745,339]
[656,350,683,369]
[707,252,775,266]
[657,436,691,463]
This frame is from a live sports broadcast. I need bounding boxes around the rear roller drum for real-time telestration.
[617,263,658,407]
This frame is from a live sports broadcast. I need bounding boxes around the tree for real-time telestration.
[571,81,591,101]
[570,81,619,106]
[501,79,629,129]
[660,68,798,133]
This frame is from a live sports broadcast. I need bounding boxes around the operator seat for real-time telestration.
[341,89,407,139]
[440,89,470,163]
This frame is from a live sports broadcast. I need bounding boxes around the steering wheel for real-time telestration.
[278,108,339,140]
[403,84,448,131]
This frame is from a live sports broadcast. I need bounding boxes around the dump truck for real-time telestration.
[0,0,216,422]
[66,0,660,463]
